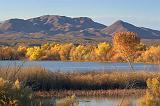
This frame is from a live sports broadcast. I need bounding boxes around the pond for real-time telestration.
[0,61,159,72]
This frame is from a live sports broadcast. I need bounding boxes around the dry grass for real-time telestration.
[0,66,160,91]
[55,95,78,106]
[36,89,145,98]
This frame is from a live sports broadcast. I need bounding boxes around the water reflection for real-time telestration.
[78,96,139,106]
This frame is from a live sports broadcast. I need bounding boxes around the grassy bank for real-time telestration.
[36,89,145,98]
[0,66,160,91]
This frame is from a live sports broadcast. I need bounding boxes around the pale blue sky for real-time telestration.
[0,0,160,30]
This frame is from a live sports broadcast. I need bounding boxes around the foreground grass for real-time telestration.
[1,66,160,106]
[0,66,160,91]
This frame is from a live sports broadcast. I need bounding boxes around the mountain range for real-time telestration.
[0,15,160,39]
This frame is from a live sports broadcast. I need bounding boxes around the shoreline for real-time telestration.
[36,89,146,98]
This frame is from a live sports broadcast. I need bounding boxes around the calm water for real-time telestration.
[57,96,140,106]
[0,61,160,72]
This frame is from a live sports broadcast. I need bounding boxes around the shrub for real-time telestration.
[136,46,160,64]
[0,78,36,105]
[138,78,160,106]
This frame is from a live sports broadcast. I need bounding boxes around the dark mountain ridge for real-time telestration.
[0,15,160,39]
[101,20,160,39]
[0,15,106,35]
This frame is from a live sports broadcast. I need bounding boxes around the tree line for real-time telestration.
[0,32,160,64]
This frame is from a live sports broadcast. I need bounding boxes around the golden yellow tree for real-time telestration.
[113,32,140,61]
[50,44,61,60]
[17,46,27,58]
[41,43,50,50]
[60,43,74,60]
[26,47,44,60]
[70,45,91,61]
[95,42,110,61]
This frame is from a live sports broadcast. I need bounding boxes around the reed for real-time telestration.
[55,95,78,106]
[36,89,145,98]
[0,66,160,90]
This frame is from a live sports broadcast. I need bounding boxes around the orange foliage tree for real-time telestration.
[0,47,18,60]
[113,32,140,62]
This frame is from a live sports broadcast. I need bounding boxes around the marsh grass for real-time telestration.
[0,66,160,91]
[1,66,159,106]
[36,89,145,98]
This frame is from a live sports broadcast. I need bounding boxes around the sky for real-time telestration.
[0,0,160,30]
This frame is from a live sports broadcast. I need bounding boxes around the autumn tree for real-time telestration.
[136,46,160,64]
[0,47,18,60]
[95,42,111,61]
[26,47,44,60]
[70,45,85,61]
[59,43,74,60]
[50,44,61,60]
[70,45,92,61]
[113,32,140,62]
[17,46,27,58]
